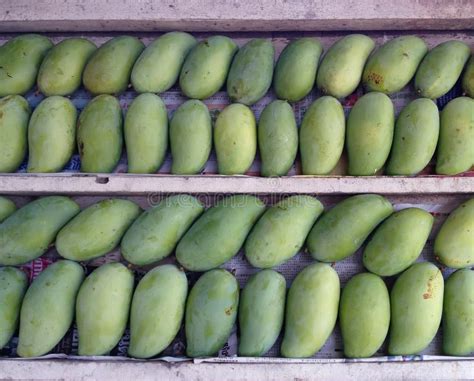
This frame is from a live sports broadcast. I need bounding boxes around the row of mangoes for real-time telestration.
[1,93,473,176]
[0,194,472,271]
[0,33,473,101]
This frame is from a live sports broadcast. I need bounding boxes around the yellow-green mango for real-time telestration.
[0,196,16,223]
[462,55,474,98]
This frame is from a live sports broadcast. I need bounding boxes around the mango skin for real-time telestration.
[346,92,395,175]
[37,38,96,96]
[0,267,27,349]
[281,263,340,358]
[245,195,324,268]
[0,34,53,97]
[214,103,257,175]
[363,36,428,94]
[77,95,123,173]
[128,265,188,359]
[436,97,474,175]
[124,93,168,174]
[307,194,393,262]
[238,269,286,356]
[0,196,17,223]
[0,95,31,173]
[434,198,474,269]
[274,37,323,102]
[176,195,266,271]
[316,34,375,98]
[27,96,77,173]
[76,262,134,356]
[388,262,444,355]
[339,273,390,358]
[462,55,474,98]
[443,269,474,356]
[17,260,84,357]
[0,196,80,266]
[131,32,197,93]
[363,208,434,276]
[415,41,471,99]
[185,269,239,357]
[121,195,204,266]
[180,36,238,99]
[56,199,141,262]
[299,96,345,175]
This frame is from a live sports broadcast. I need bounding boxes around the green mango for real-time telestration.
[339,273,390,358]
[258,100,297,177]
[27,96,77,173]
[388,262,444,355]
[125,93,168,174]
[434,198,474,269]
[238,269,286,356]
[436,97,474,175]
[185,269,239,357]
[176,195,265,271]
[56,199,141,262]
[0,196,80,266]
[129,264,188,358]
[83,36,144,95]
[121,195,204,266]
[462,55,474,98]
[0,196,17,223]
[0,267,27,349]
[415,41,471,99]
[17,260,84,357]
[281,263,340,358]
[0,34,53,97]
[0,95,31,173]
[346,92,394,175]
[443,269,474,356]
[170,99,212,174]
[307,194,393,262]
[363,36,428,94]
[299,96,345,175]
[274,37,323,102]
[245,195,323,268]
[77,94,123,173]
[131,32,197,93]
[180,36,238,99]
[76,262,134,356]
[37,38,96,96]
[214,103,257,175]
[363,208,434,276]
[316,34,375,98]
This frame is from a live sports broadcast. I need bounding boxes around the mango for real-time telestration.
[307,194,393,262]
[346,92,395,175]
[462,55,474,98]
[76,262,134,355]
[316,34,375,98]
[0,34,53,97]
[299,96,345,175]
[185,269,239,357]
[0,196,16,223]
[415,41,471,99]
[274,37,323,102]
[121,195,204,265]
[339,273,390,358]
[124,93,168,174]
[214,103,257,175]
[17,260,84,357]
[180,36,238,99]
[245,195,323,268]
[0,196,80,266]
[37,38,96,96]
[388,262,444,355]
[128,264,188,358]
[131,32,197,93]
[434,198,474,269]
[77,94,123,173]
[281,263,340,358]
[176,195,265,271]
[238,269,286,356]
